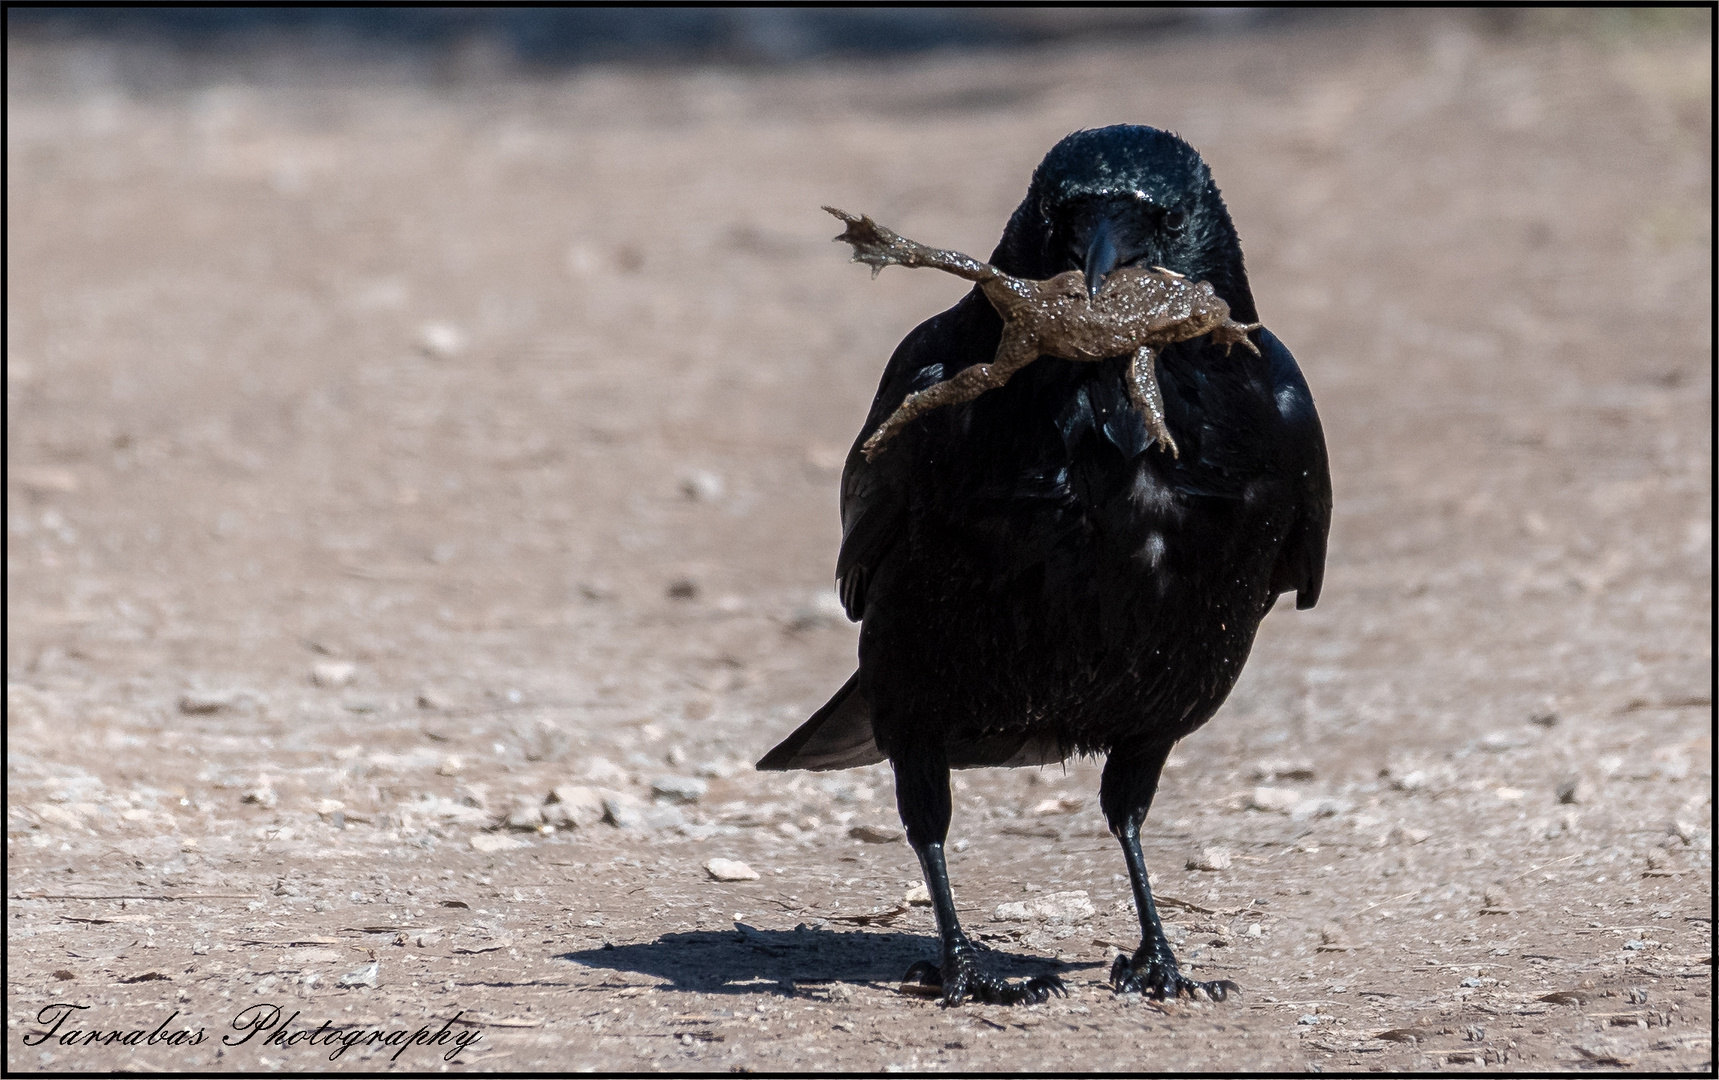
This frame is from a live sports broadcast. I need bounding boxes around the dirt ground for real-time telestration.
[6,12,1712,1074]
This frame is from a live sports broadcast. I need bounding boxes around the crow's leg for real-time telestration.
[1126,345,1179,459]
[1101,740,1239,1001]
[863,336,1040,460]
[892,741,1065,1007]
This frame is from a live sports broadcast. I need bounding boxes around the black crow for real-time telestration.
[760,125,1331,1006]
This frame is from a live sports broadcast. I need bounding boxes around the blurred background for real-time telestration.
[7,8,1367,74]
[6,9,1711,1070]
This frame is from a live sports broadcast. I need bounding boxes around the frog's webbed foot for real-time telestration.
[1127,345,1179,459]
[862,335,1040,460]
[1211,320,1262,356]
[824,207,998,284]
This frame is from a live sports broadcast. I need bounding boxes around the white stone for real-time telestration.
[418,322,466,359]
[651,775,709,804]
[311,661,356,688]
[544,785,606,829]
[1249,786,1302,813]
[706,858,760,882]
[993,890,1093,924]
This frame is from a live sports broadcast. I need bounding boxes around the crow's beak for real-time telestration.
[1083,217,1122,301]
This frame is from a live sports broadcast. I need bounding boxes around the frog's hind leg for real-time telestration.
[1127,345,1179,459]
[825,207,1000,284]
[862,336,1040,460]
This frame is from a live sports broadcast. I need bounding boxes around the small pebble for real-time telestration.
[666,577,700,601]
[706,858,760,882]
[651,776,709,804]
[904,883,931,906]
[679,470,725,502]
[242,787,278,810]
[643,804,687,830]
[1187,847,1232,871]
[602,794,646,829]
[1290,797,1350,822]
[311,661,356,689]
[470,834,527,853]
[417,688,455,710]
[581,758,630,785]
[993,890,1094,924]
[788,591,848,631]
[544,785,607,829]
[417,322,466,359]
[849,824,903,844]
[505,797,544,831]
[1252,759,1316,781]
[578,579,616,601]
[1032,795,1084,815]
[178,690,239,715]
[1249,787,1302,813]
[337,961,380,988]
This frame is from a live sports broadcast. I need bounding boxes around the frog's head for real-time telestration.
[993,125,1256,321]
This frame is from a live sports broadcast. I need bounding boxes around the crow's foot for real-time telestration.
[1109,950,1238,1002]
[902,948,1065,1007]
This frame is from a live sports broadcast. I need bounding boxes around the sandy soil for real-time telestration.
[6,13,1712,1073]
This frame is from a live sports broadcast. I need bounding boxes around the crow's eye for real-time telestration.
[1163,209,1186,234]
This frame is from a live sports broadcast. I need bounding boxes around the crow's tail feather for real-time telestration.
[756,671,885,772]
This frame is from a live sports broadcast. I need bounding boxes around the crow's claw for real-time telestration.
[902,948,1065,1007]
[1110,951,1239,1002]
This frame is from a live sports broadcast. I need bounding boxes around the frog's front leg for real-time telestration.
[862,335,1040,460]
[1127,345,1179,459]
[1209,319,1263,356]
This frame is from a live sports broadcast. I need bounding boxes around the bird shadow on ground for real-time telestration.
[560,924,1103,996]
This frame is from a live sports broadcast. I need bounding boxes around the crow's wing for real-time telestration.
[1258,328,1331,609]
[836,291,999,619]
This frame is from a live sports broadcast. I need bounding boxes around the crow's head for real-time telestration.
[992,125,1255,321]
